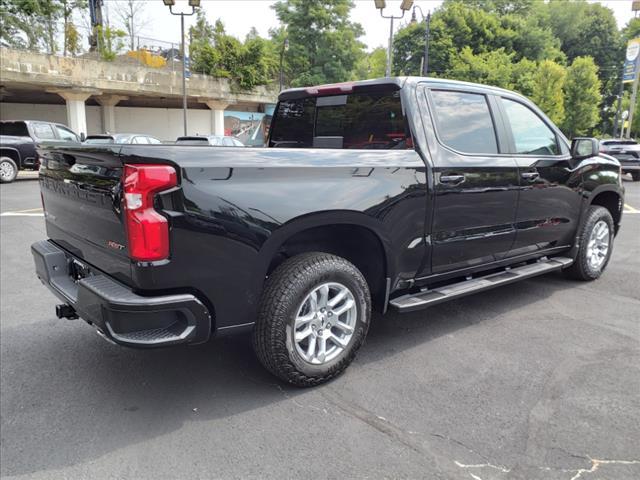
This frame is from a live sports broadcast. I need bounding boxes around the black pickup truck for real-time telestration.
[31,77,624,386]
[0,120,81,183]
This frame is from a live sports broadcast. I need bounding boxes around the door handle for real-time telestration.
[521,171,540,181]
[440,174,465,184]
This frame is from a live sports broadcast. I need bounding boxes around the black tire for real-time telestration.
[564,206,614,281]
[253,252,371,387]
[0,157,18,184]
[631,171,640,182]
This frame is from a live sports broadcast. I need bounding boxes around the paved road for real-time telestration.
[1,178,639,480]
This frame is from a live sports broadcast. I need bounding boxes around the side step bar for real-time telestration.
[390,257,573,313]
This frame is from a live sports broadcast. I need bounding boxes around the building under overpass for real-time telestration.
[0,48,278,142]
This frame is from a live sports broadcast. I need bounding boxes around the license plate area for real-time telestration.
[70,259,91,282]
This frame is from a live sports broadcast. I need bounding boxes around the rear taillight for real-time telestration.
[123,164,177,262]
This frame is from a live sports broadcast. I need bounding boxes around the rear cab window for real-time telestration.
[269,87,412,150]
[0,121,29,137]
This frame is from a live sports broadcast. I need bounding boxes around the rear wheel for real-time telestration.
[253,252,371,387]
[0,157,18,184]
[631,171,640,181]
[564,206,614,281]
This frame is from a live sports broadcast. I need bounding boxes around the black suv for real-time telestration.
[0,120,81,183]
[599,139,640,181]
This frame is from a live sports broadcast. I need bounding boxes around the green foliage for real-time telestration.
[531,60,567,125]
[96,25,126,61]
[189,14,276,90]
[65,22,80,56]
[562,56,602,137]
[0,0,62,52]
[272,0,365,86]
[354,47,387,79]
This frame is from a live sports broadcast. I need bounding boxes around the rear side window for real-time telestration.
[32,123,56,140]
[0,122,29,136]
[269,90,411,149]
[501,98,559,155]
[430,90,498,154]
[55,126,78,142]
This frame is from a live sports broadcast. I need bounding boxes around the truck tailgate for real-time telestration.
[38,145,133,285]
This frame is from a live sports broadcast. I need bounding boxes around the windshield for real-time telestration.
[269,89,412,149]
[0,122,29,137]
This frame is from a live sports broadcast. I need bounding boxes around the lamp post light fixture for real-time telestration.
[374,0,414,77]
[410,5,431,76]
[164,0,200,136]
[280,37,289,92]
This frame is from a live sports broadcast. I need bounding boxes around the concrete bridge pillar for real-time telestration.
[96,95,129,133]
[202,100,230,136]
[50,90,97,136]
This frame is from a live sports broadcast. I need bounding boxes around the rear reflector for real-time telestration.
[123,164,177,262]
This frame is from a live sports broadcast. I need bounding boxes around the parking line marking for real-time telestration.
[624,204,640,214]
[0,211,44,217]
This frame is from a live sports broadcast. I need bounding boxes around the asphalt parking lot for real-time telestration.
[1,176,639,480]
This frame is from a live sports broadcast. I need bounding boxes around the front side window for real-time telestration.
[501,98,559,155]
[430,90,498,154]
[32,123,56,140]
[269,90,411,149]
[55,126,79,142]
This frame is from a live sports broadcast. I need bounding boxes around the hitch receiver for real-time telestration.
[56,304,78,320]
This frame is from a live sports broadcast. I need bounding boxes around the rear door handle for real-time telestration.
[440,174,465,184]
[521,171,540,181]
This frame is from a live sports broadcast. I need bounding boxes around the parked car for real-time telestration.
[175,135,244,146]
[32,77,624,387]
[84,133,162,145]
[0,120,80,183]
[599,139,640,181]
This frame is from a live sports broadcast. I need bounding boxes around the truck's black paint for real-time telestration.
[33,77,624,346]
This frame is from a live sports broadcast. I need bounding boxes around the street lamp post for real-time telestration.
[163,0,200,136]
[410,5,430,76]
[374,0,414,77]
[280,38,289,92]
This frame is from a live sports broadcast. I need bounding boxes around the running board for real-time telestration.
[390,257,573,313]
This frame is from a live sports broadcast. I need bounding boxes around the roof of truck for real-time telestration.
[278,76,521,101]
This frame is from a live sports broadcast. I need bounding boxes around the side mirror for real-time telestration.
[571,137,599,159]
[80,132,86,142]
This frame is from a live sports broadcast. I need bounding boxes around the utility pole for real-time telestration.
[411,6,430,76]
[374,1,414,77]
[164,0,200,136]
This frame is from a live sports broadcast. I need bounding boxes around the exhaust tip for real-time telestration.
[55,304,78,320]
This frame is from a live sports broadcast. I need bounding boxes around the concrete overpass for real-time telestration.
[0,48,278,140]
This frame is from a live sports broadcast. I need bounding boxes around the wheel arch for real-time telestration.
[0,148,21,166]
[587,186,623,234]
[259,211,393,311]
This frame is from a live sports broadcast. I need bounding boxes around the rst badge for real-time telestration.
[107,240,125,251]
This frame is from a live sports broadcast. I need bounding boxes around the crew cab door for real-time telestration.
[496,96,582,255]
[422,87,519,274]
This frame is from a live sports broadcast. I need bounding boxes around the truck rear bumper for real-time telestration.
[31,240,212,348]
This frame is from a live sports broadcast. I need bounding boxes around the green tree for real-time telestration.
[96,25,126,61]
[447,47,515,88]
[61,0,86,56]
[562,56,601,137]
[189,15,275,90]
[354,47,387,79]
[531,60,567,125]
[0,0,61,52]
[272,0,365,86]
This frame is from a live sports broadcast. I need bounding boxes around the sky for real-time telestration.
[102,0,638,51]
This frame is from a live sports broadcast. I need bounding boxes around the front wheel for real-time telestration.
[564,206,614,281]
[253,252,371,387]
[0,157,18,184]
